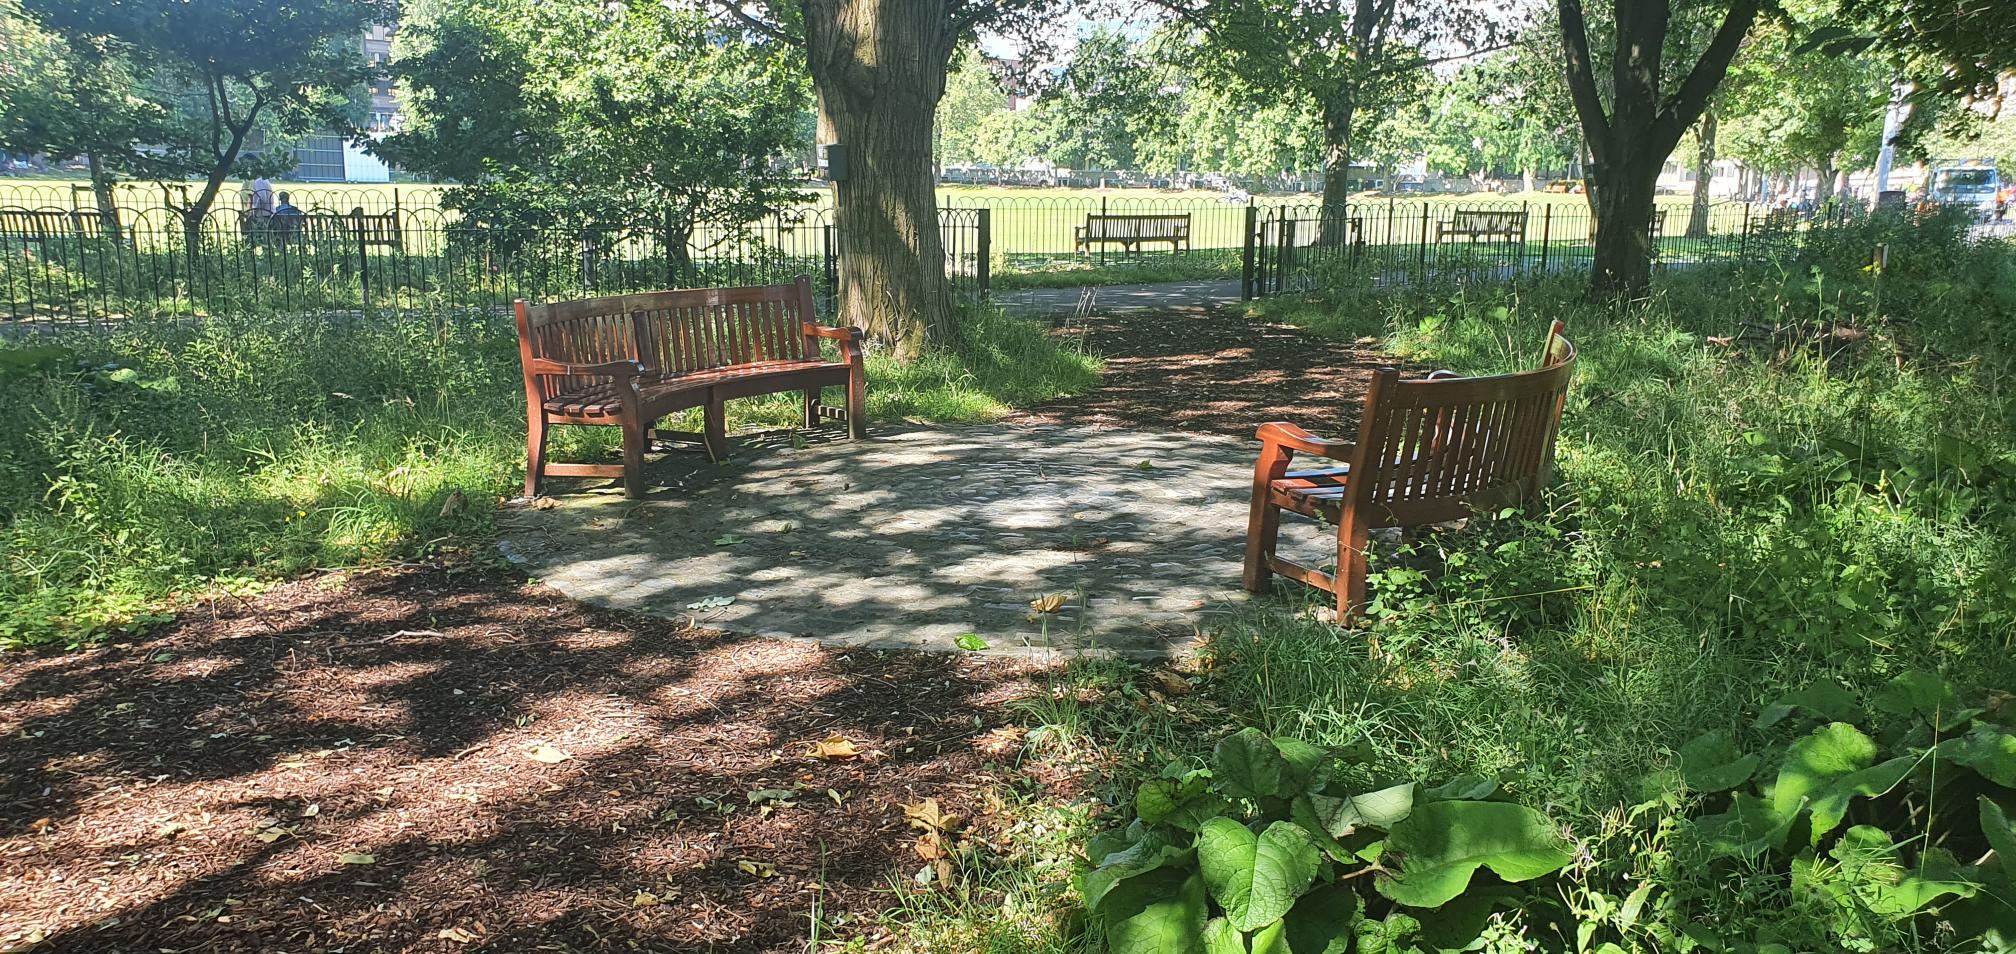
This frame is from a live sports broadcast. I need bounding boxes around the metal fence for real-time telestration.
[0,205,989,328]
[2,190,1859,326]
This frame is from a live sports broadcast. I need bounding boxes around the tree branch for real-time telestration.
[714,0,797,45]
[1555,0,1611,162]
[1652,0,1759,151]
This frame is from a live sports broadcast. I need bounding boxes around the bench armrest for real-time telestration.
[805,322,865,361]
[1255,422,1354,461]
[527,358,644,378]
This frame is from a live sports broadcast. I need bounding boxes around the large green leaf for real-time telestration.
[1352,912,1422,954]
[1139,773,1231,832]
[1771,723,1877,822]
[1947,726,2016,787]
[1298,782,1416,837]
[1678,732,1760,793]
[1376,800,1575,908]
[1872,671,1957,719]
[1100,867,1209,954]
[1081,829,1191,914]
[1803,756,1917,842]
[1826,827,1982,918]
[1203,917,1246,954]
[1694,791,1797,859]
[1280,881,1360,954]
[1981,797,2016,892]
[1248,919,1289,954]
[1197,818,1323,932]
[1215,729,1294,800]
[1419,885,1523,951]
[1754,681,1863,729]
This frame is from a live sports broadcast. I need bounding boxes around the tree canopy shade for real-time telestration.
[1824,0,2016,99]
[1559,0,1760,298]
[17,0,393,239]
[724,0,1056,358]
[381,0,809,273]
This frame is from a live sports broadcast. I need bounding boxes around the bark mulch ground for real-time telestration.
[0,561,1054,953]
[0,305,1374,953]
[1009,302,1386,438]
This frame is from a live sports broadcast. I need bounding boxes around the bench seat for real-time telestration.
[543,360,842,419]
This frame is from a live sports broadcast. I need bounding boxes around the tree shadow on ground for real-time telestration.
[0,560,1052,953]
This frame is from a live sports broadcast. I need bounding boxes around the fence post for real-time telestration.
[1540,205,1552,272]
[1418,204,1430,270]
[354,209,371,313]
[976,208,991,294]
[1739,203,1751,260]
[1277,218,1296,295]
[1241,204,1259,300]
[822,222,838,305]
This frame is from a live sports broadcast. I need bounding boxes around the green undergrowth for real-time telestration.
[0,304,1097,648]
[993,249,1243,289]
[922,216,2016,953]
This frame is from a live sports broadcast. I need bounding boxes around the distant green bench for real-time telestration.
[0,207,107,243]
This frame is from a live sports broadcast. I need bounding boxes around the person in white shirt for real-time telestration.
[249,176,275,213]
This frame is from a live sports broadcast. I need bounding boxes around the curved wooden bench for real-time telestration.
[516,276,866,497]
[1242,320,1575,623]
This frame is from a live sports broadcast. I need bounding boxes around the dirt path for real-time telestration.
[1011,301,1386,438]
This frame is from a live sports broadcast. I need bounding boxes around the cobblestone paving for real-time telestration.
[497,425,1332,659]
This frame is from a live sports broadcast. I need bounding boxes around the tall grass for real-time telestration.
[982,215,2016,952]
[0,305,1097,648]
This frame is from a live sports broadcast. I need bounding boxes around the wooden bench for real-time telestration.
[1588,208,1668,242]
[1243,320,1576,623]
[290,210,403,250]
[0,207,106,243]
[1435,209,1528,244]
[1075,214,1191,254]
[516,276,865,497]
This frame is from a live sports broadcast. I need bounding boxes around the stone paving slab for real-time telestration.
[496,425,1333,660]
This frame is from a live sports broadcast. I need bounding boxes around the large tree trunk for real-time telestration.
[1559,0,1759,300]
[84,152,122,242]
[803,0,955,360]
[1590,155,1660,297]
[1318,99,1355,245]
[1686,110,1715,239]
[1815,157,1837,212]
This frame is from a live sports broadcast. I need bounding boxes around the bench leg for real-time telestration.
[1334,516,1371,625]
[703,391,729,462]
[846,371,867,441]
[803,388,822,429]
[620,415,648,498]
[525,413,549,498]
[1241,443,1292,593]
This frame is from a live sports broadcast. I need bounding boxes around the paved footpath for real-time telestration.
[994,279,1242,319]
[497,425,1332,660]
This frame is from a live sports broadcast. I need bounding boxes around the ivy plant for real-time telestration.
[1078,728,1575,954]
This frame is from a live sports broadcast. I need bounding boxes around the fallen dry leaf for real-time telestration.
[438,927,479,943]
[913,832,945,860]
[736,859,778,878]
[528,744,572,764]
[903,798,957,834]
[532,497,559,510]
[807,735,859,760]
[337,852,375,866]
[1150,670,1192,697]
[1029,593,1068,614]
[632,890,661,908]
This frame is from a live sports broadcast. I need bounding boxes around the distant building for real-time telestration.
[290,24,403,183]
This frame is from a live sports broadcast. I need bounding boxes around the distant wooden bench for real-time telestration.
[1075,214,1191,254]
[516,276,866,497]
[289,210,403,250]
[1435,209,1527,244]
[1243,320,1576,623]
[0,207,106,243]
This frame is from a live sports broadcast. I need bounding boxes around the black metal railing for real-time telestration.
[0,205,990,328]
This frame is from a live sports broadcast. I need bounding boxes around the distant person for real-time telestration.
[272,191,304,242]
[249,176,275,213]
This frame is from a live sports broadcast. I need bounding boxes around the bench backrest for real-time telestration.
[515,276,819,396]
[1343,320,1574,527]
[298,212,402,247]
[0,207,100,239]
[1448,209,1527,234]
[1085,214,1191,240]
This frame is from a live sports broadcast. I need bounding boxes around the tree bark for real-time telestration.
[1686,110,1715,239]
[84,152,122,242]
[802,0,956,360]
[1318,98,1355,245]
[1815,157,1837,211]
[1559,0,1758,300]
